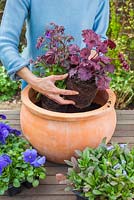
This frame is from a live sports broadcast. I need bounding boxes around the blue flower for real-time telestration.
[31,156,46,167]
[0,114,6,120]
[0,154,12,175]
[0,123,10,144]
[23,149,37,163]
[119,144,127,149]
[10,128,21,136]
[107,145,114,151]
[113,163,121,170]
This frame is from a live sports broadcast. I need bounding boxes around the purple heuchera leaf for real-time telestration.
[107,39,116,49]
[69,68,77,77]
[68,44,80,55]
[82,29,100,49]
[80,48,91,59]
[78,67,92,81]
[96,76,111,90]
[44,50,55,64]
[99,56,111,64]
[96,41,108,54]
[104,64,115,73]
[70,55,80,65]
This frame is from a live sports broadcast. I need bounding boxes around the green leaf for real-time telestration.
[92,189,102,195]
[13,179,21,188]
[39,173,46,179]
[27,176,34,183]
[32,179,39,187]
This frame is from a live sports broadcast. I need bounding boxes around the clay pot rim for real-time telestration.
[21,85,116,121]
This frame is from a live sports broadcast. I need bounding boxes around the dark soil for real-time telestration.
[36,95,101,113]
[65,77,98,109]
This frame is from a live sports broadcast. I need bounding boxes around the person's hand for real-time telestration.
[88,49,98,60]
[31,73,79,105]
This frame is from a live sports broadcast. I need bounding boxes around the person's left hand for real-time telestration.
[88,49,98,60]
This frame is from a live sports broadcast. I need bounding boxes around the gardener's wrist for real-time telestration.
[17,66,40,86]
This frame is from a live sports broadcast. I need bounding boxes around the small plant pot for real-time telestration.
[66,77,98,109]
[7,185,22,197]
[73,191,88,200]
[22,181,33,189]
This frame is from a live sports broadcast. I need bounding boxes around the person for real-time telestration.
[0,0,109,105]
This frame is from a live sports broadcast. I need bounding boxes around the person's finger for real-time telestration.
[56,88,79,96]
[88,50,98,60]
[51,73,68,81]
[48,94,76,105]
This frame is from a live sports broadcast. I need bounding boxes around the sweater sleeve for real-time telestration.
[0,0,30,81]
[93,0,109,41]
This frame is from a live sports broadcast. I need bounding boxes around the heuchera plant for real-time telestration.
[0,114,46,195]
[63,139,134,200]
[32,23,115,90]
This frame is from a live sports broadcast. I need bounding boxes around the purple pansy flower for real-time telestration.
[0,154,12,175]
[0,114,6,120]
[31,156,46,167]
[0,123,10,144]
[23,149,37,163]
[10,128,21,136]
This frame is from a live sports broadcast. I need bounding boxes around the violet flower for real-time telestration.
[23,149,37,163]
[0,114,6,120]
[31,156,46,167]
[23,149,46,167]
[10,128,21,136]
[0,154,12,175]
[0,123,10,144]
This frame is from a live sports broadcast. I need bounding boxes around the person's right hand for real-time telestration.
[30,73,79,105]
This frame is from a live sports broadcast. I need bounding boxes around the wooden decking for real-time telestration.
[0,109,134,200]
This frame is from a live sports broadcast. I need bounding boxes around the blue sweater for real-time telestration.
[0,0,109,86]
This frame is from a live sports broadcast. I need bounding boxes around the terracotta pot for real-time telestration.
[20,85,116,164]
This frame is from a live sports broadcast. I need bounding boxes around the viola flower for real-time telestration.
[10,128,21,136]
[31,156,46,167]
[0,114,6,120]
[0,154,12,175]
[0,123,10,144]
[23,149,37,163]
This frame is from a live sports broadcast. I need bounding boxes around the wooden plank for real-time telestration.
[117,120,134,124]
[116,110,134,114]
[116,124,134,131]
[0,196,76,200]
[46,167,67,176]
[113,130,134,137]
[111,136,134,143]
[1,109,134,114]
[40,176,58,185]
[7,119,134,125]
[15,185,71,195]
